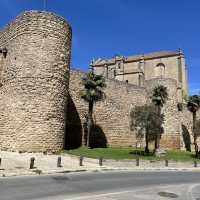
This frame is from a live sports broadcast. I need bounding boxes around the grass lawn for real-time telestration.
[62,147,200,162]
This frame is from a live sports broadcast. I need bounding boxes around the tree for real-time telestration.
[130,105,164,154]
[194,119,200,137]
[194,119,200,140]
[187,95,200,157]
[151,85,168,152]
[81,71,106,147]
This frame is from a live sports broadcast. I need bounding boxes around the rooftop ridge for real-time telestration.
[91,50,183,66]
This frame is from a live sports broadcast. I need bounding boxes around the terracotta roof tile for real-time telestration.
[91,50,181,66]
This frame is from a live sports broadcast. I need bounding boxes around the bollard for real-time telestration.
[136,157,139,166]
[79,156,83,166]
[99,157,103,166]
[194,160,197,168]
[57,156,62,168]
[30,157,35,169]
[165,160,168,167]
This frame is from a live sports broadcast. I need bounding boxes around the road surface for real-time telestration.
[0,171,200,200]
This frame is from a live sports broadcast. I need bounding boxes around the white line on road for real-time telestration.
[64,190,133,200]
[64,183,200,200]
[188,184,200,200]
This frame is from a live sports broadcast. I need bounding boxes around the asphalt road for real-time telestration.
[0,171,200,200]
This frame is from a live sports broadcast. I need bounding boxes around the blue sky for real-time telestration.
[0,0,199,94]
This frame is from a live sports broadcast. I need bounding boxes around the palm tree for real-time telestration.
[81,71,106,147]
[151,85,168,152]
[187,95,200,157]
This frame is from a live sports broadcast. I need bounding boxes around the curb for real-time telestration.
[1,167,200,178]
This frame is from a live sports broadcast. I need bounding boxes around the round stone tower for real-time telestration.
[0,11,72,152]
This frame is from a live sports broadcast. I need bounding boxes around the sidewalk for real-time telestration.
[0,151,200,177]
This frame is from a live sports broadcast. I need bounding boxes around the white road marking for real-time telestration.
[64,183,200,200]
[188,184,200,200]
[64,190,134,200]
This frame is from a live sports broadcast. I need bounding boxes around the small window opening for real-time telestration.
[113,70,116,77]
[118,63,121,69]
[2,48,7,58]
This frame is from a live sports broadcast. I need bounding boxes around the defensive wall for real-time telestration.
[66,69,147,148]
[179,105,200,151]
[0,11,71,152]
[0,10,198,152]
[67,70,195,149]
[145,78,181,149]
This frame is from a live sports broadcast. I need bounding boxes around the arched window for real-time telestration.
[154,63,165,78]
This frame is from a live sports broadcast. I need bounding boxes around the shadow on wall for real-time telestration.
[90,124,107,148]
[65,94,82,150]
[182,124,191,152]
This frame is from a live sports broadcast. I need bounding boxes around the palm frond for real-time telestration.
[81,71,106,103]
[151,85,168,107]
[187,95,200,113]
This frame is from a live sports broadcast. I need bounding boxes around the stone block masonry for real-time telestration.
[67,70,147,148]
[0,11,72,152]
[68,70,198,150]
[0,10,196,152]
[145,78,181,149]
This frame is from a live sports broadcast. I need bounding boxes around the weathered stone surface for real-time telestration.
[91,50,188,101]
[67,70,146,147]
[145,78,181,149]
[180,106,200,151]
[0,11,72,152]
[0,10,197,152]
[67,70,190,149]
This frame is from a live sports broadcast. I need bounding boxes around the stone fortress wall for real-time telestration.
[180,105,200,150]
[68,70,191,149]
[0,11,71,152]
[89,49,200,150]
[68,70,200,150]
[67,69,147,148]
[145,78,181,148]
[0,11,198,152]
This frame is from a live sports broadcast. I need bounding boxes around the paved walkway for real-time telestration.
[0,151,200,177]
[0,151,102,177]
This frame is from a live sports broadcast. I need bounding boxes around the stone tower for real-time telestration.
[0,11,72,152]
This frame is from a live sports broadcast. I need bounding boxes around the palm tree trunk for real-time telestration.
[154,106,161,151]
[86,101,93,148]
[154,139,157,150]
[193,111,198,157]
[157,106,161,149]
[145,127,149,154]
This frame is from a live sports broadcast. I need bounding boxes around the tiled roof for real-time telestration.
[91,50,182,66]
